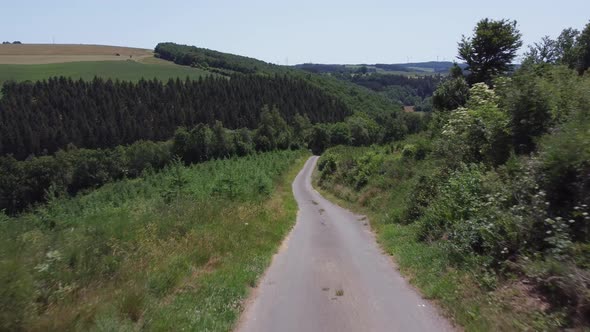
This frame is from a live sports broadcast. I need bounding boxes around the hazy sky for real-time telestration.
[2,0,589,64]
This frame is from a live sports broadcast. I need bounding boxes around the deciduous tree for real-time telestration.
[575,21,590,75]
[432,77,470,111]
[458,18,523,84]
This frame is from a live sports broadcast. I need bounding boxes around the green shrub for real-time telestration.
[417,164,488,242]
[255,175,273,196]
[318,153,337,184]
[353,151,384,190]
[318,153,337,173]
[496,66,555,154]
[328,122,352,145]
[536,118,590,239]
[403,174,441,224]
[162,157,189,202]
[432,77,470,111]
[446,198,521,264]
[414,141,430,160]
[401,144,416,159]
[346,115,383,146]
[307,124,330,155]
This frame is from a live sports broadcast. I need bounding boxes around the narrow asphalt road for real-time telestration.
[236,156,455,332]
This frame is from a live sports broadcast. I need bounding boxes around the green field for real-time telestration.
[0,60,213,86]
[0,150,308,331]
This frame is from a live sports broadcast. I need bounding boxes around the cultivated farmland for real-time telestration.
[0,44,153,64]
[0,44,213,85]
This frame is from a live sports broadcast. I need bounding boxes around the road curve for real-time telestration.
[236,156,455,332]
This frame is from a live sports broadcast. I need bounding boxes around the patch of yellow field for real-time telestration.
[0,44,154,64]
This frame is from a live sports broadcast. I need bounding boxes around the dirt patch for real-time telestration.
[496,280,550,312]
[358,187,382,207]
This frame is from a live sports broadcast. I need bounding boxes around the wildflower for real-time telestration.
[35,263,50,273]
[46,250,62,261]
[583,212,588,216]
[546,230,552,234]
[569,219,575,223]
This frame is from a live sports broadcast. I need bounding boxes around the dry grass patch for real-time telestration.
[0,44,153,64]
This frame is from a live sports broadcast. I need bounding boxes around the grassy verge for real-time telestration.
[313,142,564,331]
[0,150,309,331]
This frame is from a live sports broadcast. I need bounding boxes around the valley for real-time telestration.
[1,13,589,332]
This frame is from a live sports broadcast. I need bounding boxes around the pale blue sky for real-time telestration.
[2,0,589,64]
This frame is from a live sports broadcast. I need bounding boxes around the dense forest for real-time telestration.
[316,19,590,330]
[0,105,425,215]
[341,73,441,110]
[294,63,379,74]
[295,63,443,110]
[0,75,349,159]
[155,42,275,74]
[348,74,441,95]
[376,61,468,73]
[155,42,403,115]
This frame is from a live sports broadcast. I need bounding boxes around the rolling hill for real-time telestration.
[293,61,467,75]
[153,42,401,115]
[0,44,213,85]
[0,43,401,116]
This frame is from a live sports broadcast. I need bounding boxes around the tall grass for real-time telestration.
[0,150,307,331]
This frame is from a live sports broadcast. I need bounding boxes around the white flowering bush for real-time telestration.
[436,83,511,166]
